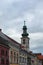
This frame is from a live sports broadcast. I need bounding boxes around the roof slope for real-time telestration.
[0,30,20,47]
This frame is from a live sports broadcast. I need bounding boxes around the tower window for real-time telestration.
[23,39,25,44]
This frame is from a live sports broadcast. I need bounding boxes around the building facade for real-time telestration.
[5,35,20,65]
[19,46,27,65]
[9,42,19,65]
[0,36,9,65]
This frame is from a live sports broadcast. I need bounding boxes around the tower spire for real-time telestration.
[24,21,26,26]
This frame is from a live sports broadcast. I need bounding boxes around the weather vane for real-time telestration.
[24,21,26,26]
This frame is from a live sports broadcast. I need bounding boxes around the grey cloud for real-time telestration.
[31,46,43,54]
[0,0,43,53]
[0,0,43,34]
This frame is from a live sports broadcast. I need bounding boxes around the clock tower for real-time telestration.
[21,21,30,52]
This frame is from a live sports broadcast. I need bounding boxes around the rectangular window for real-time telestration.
[22,57,24,63]
[14,52,16,62]
[6,51,8,56]
[11,51,13,63]
[0,58,1,63]
[24,58,26,63]
[1,50,4,55]
[17,53,18,63]
[6,59,9,65]
[11,51,12,55]
[19,56,21,62]
[1,58,4,65]
[23,39,25,44]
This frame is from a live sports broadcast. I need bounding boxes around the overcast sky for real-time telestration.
[0,0,43,54]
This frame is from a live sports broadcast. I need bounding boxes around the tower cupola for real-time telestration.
[22,21,28,37]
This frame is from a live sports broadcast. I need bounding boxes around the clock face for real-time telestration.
[23,39,25,44]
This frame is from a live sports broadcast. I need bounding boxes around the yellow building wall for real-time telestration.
[10,64,19,65]
[9,47,19,64]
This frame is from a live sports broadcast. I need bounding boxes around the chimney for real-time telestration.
[0,29,2,32]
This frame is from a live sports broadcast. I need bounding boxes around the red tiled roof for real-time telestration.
[33,53,41,55]
[37,55,43,60]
